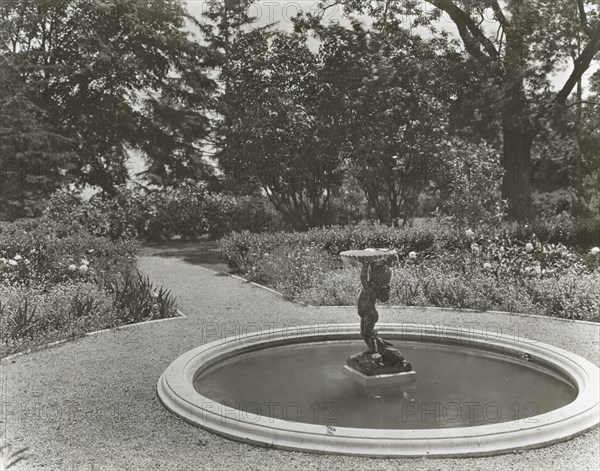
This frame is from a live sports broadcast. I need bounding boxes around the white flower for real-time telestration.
[483,262,492,270]
[81,259,89,266]
[13,254,22,261]
[408,251,417,259]
[0,258,6,264]
[79,264,88,274]
[591,247,600,256]
[8,259,18,266]
[534,266,542,275]
[465,229,475,239]
[525,243,534,252]
[68,264,77,272]
[471,243,480,253]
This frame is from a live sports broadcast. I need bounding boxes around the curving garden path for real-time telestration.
[1,245,599,470]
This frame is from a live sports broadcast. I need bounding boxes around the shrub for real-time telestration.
[140,184,212,242]
[0,217,138,287]
[218,224,464,273]
[0,274,177,358]
[46,186,282,242]
[0,282,116,356]
[205,195,284,240]
[218,223,599,321]
[437,140,506,229]
[0,216,176,357]
[298,264,537,314]
[526,272,600,321]
[531,190,576,219]
[45,187,148,240]
[107,270,177,323]
[501,215,600,249]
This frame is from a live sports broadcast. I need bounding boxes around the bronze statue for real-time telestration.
[339,249,412,375]
[358,260,390,352]
[353,258,412,373]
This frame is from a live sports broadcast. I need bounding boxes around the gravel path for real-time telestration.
[1,252,599,471]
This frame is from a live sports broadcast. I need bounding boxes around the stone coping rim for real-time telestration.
[157,323,600,457]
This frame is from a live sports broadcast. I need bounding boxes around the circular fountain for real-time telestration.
[157,249,599,457]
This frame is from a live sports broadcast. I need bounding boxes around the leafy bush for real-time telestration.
[526,272,600,321]
[0,216,176,357]
[300,264,536,314]
[531,190,576,219]
[46,186,282,242]
[108,270,176,323]
[0,282,116,356]
[501,215,600,249]
[436,140,506,229]
[218,223,600,321]
[205,195,284,240]
[45,187,148,241]
[218,224,463,273]
[0,217,138,286]
[299,262,598,321]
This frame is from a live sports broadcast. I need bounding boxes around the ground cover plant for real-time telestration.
[218,221,600,322]
[0,217,177,358]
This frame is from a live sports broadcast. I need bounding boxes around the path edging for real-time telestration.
[1,309,187,364]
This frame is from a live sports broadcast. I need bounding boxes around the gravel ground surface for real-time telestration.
[1,248,599,471]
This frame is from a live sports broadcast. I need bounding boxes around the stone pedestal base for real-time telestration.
[347,352,412,376]
[343,364,417,389]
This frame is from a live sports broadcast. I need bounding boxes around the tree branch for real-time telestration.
[555,25,600,104]
[427,0,499,61]
[576,0,593,36]
[566,100,600,107]
[490,1,508,28]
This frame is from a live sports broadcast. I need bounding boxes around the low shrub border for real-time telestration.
[1,308,187,363]
[222,270,600,326]
[0,217,179,358]
[218,224,600,322]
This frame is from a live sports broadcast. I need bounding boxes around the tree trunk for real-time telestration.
[501,11,533,222]
[501,121,534,221]
[574,75,584,215]
[389,190,400,228]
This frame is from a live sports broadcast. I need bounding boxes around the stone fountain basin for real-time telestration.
[157,324,599,457]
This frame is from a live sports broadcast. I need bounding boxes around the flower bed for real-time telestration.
[0,217,178,358]
[218,224,600,322]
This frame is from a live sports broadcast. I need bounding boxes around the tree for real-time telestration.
[0,0,215,199]
[318,24,451,226]
[216,30,346,229]
[316,0,600,220]
[197,0,267,196]
[0,57,73,219]
[532,69,600,216]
